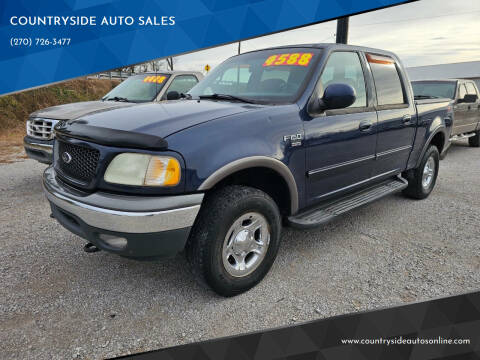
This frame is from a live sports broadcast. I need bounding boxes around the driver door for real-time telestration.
[304,51,378,206]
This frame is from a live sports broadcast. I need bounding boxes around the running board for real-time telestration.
[287,176,408,229]
[450,133,476,142]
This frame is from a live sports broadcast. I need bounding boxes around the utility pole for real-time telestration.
[238,41,241,55]
[336,17,349,44]
[166,57,174,71]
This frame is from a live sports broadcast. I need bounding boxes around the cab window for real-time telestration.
[458,84,467,99]
[319,51,367,108]
[466,82,478,95]
[165,75,199,96]
[367,53,406,106]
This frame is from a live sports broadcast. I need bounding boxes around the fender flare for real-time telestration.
[415,126,447,168]
[198,156,299,214]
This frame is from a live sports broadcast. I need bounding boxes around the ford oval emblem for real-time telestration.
[62,152,72,164]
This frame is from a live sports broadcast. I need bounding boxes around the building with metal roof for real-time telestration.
[407,61,480,89]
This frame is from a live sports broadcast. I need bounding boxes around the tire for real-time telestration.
[186,185,282,297]
[469,131,480,147]
[403,145,440,200]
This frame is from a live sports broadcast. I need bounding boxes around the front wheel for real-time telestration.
[403,145,440,200]
[186,185,282,297]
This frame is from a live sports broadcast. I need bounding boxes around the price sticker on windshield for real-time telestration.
[263,53,314,67]
[143,75,166,84]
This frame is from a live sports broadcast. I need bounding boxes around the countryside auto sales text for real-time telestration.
[10,16,175,26]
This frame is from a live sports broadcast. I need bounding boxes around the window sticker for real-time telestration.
[263,53,314,67]
[143,75,166,83]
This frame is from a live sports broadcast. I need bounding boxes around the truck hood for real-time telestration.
[31,100,135,120]
[57,100,262,142]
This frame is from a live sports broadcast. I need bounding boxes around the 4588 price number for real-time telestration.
[10,38,71,47]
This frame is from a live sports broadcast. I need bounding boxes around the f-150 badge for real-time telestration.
[283,134,303,147]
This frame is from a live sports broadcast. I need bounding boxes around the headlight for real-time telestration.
[104,153,181,187]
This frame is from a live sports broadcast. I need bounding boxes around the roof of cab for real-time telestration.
[134,70,203,76]
[241,43,399,59]
[411,79,462,83]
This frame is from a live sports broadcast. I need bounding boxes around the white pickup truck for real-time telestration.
[24,71,203,164]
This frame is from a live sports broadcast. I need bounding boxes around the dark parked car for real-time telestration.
[43,44,452,296]
[24,71,203,164]
[412,79,480,149]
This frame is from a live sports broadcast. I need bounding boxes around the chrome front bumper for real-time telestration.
[42,166,203,234]
[24,140,53,154]
[24,137,54,164]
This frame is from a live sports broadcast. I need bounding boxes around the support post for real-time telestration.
[336,17,349,44]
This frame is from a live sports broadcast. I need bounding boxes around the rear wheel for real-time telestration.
[469,131,480,147]
[403,145,439,200]
[186,185,282,297]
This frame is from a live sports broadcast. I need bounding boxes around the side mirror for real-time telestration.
[166,91,180,100]
[461,94,478,103]
[309,83,356,114]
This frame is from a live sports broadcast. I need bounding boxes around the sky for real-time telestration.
[171,0,480,73]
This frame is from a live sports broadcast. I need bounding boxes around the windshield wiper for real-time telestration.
[104,96,131,102]
[199,93,257,104]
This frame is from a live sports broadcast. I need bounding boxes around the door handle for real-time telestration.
[402,115,412,124]
[359,121,372,131]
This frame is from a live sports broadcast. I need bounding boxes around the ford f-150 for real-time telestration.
[43,44,452,296]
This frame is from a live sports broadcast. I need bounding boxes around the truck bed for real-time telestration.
[415,97,452,126]
[407,97,452,165]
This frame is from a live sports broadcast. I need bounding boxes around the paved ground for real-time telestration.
[1,141,479,359]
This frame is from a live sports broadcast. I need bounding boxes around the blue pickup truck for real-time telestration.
[43,44,452,296]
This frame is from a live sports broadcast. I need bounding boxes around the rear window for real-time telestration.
[367,54,406,106]
[411,81,457,99]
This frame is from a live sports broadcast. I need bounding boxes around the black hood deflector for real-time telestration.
[54,121,168,150]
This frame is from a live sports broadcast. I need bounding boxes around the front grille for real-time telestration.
[57,140,100,183]
[26,118,59,140]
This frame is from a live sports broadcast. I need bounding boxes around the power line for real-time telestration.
[272,9,480,32]
[351,9,480,27]
[319,34,336,42]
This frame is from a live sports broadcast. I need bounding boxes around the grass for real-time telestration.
[0,126,27,163]
[0,78,119,163]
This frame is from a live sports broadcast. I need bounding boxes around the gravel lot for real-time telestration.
[1,141,479,359]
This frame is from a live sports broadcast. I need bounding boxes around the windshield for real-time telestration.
[188,48,321,104]
[103,74,171,102]
[411,81,457,99]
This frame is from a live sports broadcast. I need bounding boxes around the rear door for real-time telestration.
[366,53,417,177]
[304,51,378,205]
